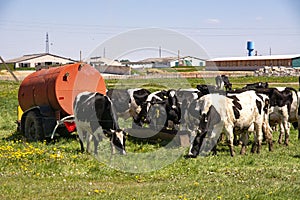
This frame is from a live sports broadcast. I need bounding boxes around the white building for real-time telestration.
[206,54,300,71]
[125,56,206,69]
[170,56,206,67]
[6,53,76,69]
[86,56,123,67]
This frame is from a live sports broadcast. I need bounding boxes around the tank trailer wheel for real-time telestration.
[24,110,44,142]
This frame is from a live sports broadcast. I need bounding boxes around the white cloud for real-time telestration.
[205,18,221,24]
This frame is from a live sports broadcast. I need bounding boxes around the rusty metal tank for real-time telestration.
[18,62,106,116]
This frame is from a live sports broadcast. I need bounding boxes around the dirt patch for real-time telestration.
[0,70,34,81]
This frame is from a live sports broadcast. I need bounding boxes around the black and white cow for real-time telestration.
[73,92,126,155]
[165,89,181,126]
[106,88,151,127]
[242,82,269,89]
[227,86,299,146]
[140,89,181,130]
[275,87,299,143]
[248,87,299,145]
[176,88,201,141]
[196,84,227,97]
[138,90,168,130]
[297,91,300,140]
[188,90,272,157]
[215,75,232,91]
[179,87,228,147]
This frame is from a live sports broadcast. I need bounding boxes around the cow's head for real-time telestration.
[148,103,167,130]
[167,90,177,108]
[104,129,126,155]
[166,90,181,124]
[186,96,222,158]
[139,95,166,124]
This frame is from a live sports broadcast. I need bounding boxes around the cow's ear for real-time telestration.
[123,130,129,136]
[104,129,112,137]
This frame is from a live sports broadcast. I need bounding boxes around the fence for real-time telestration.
[0,69,255,81]
[102,71,254,80]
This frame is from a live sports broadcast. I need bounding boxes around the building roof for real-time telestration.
[6,53,76,63]
[87,56,122,66]
[183,56,207,61]
[137,56,206,63]
[207,54,300,62]
[138,57,178,63]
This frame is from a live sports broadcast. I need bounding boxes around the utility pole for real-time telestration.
[178,50,181,66]
[159,46,162,58]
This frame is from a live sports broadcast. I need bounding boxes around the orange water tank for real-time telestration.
[18,63,106,116]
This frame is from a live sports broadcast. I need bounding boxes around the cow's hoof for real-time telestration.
[184,154,197,159]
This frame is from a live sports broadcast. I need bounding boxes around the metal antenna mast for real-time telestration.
[46,32,49,53]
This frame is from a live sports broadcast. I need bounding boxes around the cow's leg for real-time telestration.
[211,144,218,156]
[76,126,86,153]
[81,127,94,154]
[92,128,103,155]
[239,132,249,155]
[79,140,84,153]
[278,122,284,144]
[263,122,273,151]
[92,135,99,155]
[278,120,290,145]
[284,122,290,146]
[233,133,240,146]
[257,128,263,154]
[297,118,300,140]
[251,126,258,153]
[196,123,222,157]
[86,134,93,153]
[188,130,197,154]
[224,126,235,157]
[251,124,263,154]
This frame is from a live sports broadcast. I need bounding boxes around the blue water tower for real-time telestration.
[247,41,254,56]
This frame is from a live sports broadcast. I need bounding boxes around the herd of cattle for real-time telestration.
[73,75,300,158]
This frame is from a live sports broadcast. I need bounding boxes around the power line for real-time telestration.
[0,19,299,31]
[1,26,299,37]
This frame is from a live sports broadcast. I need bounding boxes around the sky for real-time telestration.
[0,0,299,61]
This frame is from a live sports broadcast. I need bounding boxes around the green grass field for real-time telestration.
[1,77,300,200]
